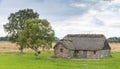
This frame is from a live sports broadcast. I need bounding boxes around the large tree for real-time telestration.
[18,19,54,58]
[4,9,39,53]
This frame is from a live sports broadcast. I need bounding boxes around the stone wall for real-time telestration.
[54,44,111,58]
[75,50,111,59]
[76,50,84,58]
[99,49,111,58]
[87,50,95,58]
[54,44,74,58]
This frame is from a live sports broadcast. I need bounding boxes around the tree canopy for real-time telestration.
[0,37,8,41]
[107,37,120,43]
[4,8,39,53]
[3,9,55,58]
[18,19,54,58]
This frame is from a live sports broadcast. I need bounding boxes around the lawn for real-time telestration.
[0,52,120,69]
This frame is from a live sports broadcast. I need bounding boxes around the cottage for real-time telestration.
[54,34,111,59]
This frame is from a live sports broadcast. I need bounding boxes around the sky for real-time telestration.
[0,0,120,38]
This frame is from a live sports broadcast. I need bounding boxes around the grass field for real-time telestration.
[0,41,120,69]
[0,51,119,69]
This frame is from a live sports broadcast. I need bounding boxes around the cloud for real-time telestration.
[0,0,120,38]
[71,3,87,8]
[92,18,105,26]
[52,0,120,38]
[71,0,112,11]
[0,16,7,37]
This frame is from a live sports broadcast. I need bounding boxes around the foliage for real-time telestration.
[3,8,39,53]
[0,36,8,41]
[107,37,120,43]
[0,52,120,69]
[53,37,60,42]
[18,19,54,58]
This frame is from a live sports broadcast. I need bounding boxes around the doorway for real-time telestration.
[83,50,87,58]
[74,50,79,57]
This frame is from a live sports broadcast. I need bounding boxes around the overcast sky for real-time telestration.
[0,0,120,38]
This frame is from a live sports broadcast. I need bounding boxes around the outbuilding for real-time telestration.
[54,34,111,59]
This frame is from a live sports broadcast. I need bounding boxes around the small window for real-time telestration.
[94,51,96,54]
[76,50,79,53]
[60,48,63,52]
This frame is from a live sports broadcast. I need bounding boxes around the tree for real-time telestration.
[0,36,8,41]
[53,37,60,42]
[18,19,54,58]
[107,37,120,43]
[3,9,39,53]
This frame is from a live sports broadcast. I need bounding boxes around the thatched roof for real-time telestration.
[55,34,110,50]
[58,40,75,50]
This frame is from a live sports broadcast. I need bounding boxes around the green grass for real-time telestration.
[0,52,120,69]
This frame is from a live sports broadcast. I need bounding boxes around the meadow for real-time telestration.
[0,41,120,69]
[0,52,120,69]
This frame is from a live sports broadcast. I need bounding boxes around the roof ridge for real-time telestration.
[66,34,105,38]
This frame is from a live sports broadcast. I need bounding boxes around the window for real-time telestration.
[75,50,79,53]
[60,48,63,52]
[74,50,79,57]
[94,51,96,54]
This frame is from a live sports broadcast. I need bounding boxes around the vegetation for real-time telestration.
[18,19,54,58]
[3,9,55,56]
[0,37,8,41]
[53,37,60,42]
[0,52,119,69]
[107,37,120,43]
[3,8,39,53]
[0,36,59,42]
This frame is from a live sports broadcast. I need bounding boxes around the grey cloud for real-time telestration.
[107,4,120,12]
[93,18,105,26]
[1,0,111,21]
[109,24,120,28]
[112,25,120,28]
[71,0,113,12]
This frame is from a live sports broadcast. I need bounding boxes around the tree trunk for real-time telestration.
[20,49,24,53]
[42,47,45,51]
[35,49,40,59]
[19,46,24,54]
